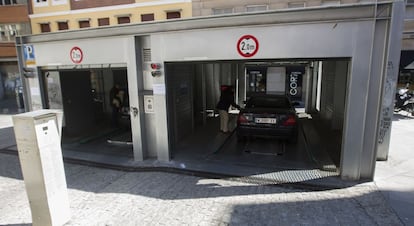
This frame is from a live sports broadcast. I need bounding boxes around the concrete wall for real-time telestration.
[320,60,347,131]
[192,0,384,17]
[151,21,368,61]
[32,36,130,66]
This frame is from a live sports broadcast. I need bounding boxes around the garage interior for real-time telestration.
[165,59,348,174]
[40,68,133,157]
[36,59,349,179]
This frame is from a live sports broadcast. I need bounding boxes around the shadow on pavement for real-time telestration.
[0,111,357,194]
[393,112,414,121]
[0,153,405,225]
[227,190,403,225]
[1,152,351,200]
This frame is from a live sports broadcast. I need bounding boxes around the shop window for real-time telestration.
[117,16,130,24]
[0,0,17,5]
[166,11,181,19]
[0,23,29,41]
[0,30,6,41]
[40,23,50,33]
[0,24,19,42]
[57,21,68,30]
[212,8,233,15]
[246,5,268,12]
[141,13,154,22]
[1,0,27,5]
[78,19,90,28]
[98,18,110,26]
[288,2,306,8]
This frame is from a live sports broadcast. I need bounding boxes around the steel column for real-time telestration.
[377,0,406,161]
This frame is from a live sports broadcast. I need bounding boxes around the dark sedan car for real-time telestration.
[236,95,298,143]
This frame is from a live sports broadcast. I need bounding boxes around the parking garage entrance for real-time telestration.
[165,59,348,173]
[16,2,403,181]
[40,68,133,157]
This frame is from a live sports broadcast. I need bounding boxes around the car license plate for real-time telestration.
[255,118,276,124]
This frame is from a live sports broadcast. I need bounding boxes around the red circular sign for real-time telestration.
[70,46,83,64]
[237,35,259,58]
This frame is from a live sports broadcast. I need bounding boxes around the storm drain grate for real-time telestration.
[228,169,339,186]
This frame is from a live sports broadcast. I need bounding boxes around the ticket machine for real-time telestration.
[12,110,70,226]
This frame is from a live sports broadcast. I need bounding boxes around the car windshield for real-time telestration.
[246,96,291,108]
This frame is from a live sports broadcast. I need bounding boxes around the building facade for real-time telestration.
[192,0,414,88]
[28,0,192,34]
[192,0,386,16]
[0,0,30,114]
[17,1,404,181]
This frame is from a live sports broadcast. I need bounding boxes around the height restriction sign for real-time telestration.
[237,35,259,58]
[70,46,83,64]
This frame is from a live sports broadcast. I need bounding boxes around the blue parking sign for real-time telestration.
[23,45,36,66]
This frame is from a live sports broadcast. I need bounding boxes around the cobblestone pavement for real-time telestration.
[0,153,403,226]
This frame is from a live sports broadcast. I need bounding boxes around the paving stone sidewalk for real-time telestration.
[0,153,403,226]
